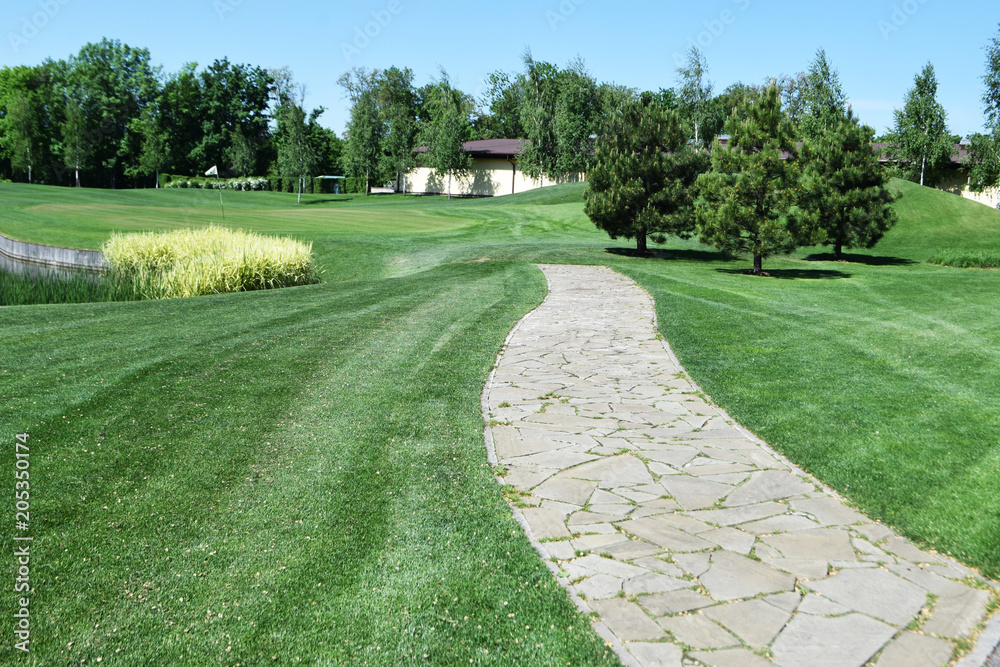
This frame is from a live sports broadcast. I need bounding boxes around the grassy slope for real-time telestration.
[0,185,615,665]
[3,179,1000,663]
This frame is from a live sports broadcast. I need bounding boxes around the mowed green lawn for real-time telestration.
[2,180,1000,664]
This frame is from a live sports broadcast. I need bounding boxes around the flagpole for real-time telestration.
[217,172,225,220]
[206,165,225,220]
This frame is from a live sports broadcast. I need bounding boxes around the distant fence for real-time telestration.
[0,232,108,272]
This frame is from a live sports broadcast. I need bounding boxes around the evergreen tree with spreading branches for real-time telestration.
[696,82,815,274]
[800,111,898,260]
[584,93,708,254]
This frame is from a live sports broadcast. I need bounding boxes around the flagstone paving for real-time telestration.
[483,264,1000,667]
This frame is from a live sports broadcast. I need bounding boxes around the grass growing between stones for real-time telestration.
[2,178,1000,662]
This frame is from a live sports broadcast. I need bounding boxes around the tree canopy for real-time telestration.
[800,111,898,259]
[584,93,708,253]
[888,62,954,186]
[967,25,1000,194]
[696,83,814,274]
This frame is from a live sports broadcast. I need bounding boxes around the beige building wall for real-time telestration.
[932,170,1000,209]
[961,186,1000,209]
[405,158,584,197]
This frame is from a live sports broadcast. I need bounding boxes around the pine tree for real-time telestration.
[800,111,898,260]
[889,63,954,186]
[584,93,708,254]
[696,83,813,275]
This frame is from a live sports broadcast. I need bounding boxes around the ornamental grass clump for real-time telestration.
[102,226,319,299]
[927,250,1000,269]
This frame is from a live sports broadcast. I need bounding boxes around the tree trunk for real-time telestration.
[636,229,647,254]
[297,177,302,204]
[835,240,844,261]
[753,253,763,274]
[75,167,80,188]
[921,155,926,187]
[365,169,370,196]
[447,172,452,200]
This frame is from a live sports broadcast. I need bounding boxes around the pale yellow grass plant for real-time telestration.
[101,226,318,299]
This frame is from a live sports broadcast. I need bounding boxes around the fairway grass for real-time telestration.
[2,179,1000,663]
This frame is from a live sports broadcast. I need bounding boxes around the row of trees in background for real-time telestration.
[584,25,1000,273]
[586,50,899,273]
[2,29,998,209]
[0,39,343,191]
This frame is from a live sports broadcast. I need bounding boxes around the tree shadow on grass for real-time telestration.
[803,252,917,266]
[301,197,353,205]
[715,267,853,280]
[605,247,732,262]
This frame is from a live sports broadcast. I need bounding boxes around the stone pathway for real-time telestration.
[483,265,1000,667]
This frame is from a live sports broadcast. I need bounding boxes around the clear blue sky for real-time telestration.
[2,0,997,138]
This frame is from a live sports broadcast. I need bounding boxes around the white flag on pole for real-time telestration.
[205,165,219,177]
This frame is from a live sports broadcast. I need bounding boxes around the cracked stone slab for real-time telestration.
[659,476,735,511]
[625,642,684,667]
[722,471,815,507]
[762,528,857,562]
[699,551,796,602]
[691,648,775,667]
[923,586,992,638]
[704,598,795,650]
[565,454,656,488]
[533,476,599,506]
[658,614,741,650]
[875,632,955,667]
[637,588,715,616]
[589,598,664,642]
[616,517,717,552]
[806,568,928,627]
[772,613,897,667]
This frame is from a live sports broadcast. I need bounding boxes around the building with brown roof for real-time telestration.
[406,139,584,197]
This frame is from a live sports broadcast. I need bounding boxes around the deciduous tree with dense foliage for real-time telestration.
[799,48,848,142]
[676,46,713,148]
[888,62,954,186]
[800,111,898,260]
[277,100,319,204]
[375,67,419,193]
[518,51,560,186]
[584,93,708,254]
[696,83,815,275]
[967,25,1000,196]
[341,68,384,195]
[420,71,473,200]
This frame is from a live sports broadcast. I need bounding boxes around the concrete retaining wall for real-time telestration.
[0,232,108,271]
